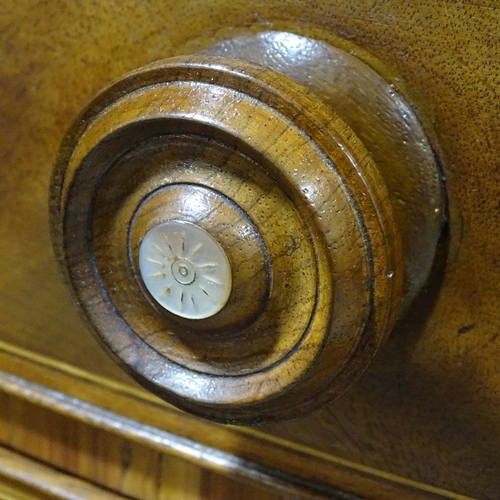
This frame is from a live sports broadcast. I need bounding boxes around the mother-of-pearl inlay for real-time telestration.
[139,220,232,320]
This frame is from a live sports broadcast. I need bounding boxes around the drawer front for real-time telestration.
[1,1,499,498]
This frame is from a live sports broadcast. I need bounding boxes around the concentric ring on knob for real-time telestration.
[171,259,196,286]
[51,52,405,423]
[139,220,232,320]
[106,142,318,377]
[127,179,273,339]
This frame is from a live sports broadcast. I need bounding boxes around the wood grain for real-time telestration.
[0,341,471,500]
[50,38,442,422]
[0,445,287,500]
[0,446,128,500]
[1,0,499,498]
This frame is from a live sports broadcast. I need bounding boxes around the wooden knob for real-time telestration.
[50,32,444,424]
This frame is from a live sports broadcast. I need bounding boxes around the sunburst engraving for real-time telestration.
[139,220,232,320]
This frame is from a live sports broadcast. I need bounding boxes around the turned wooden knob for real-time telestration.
[50,32,444,424]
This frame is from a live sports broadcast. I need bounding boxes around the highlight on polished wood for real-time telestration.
[2,0,500,498]
[50,32,444,424]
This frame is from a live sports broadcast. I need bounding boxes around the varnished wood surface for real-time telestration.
[1,0,500,498]
[51,50,411,423]
[0,341,470,500]
[0,447,128,500]
[0,446,288,500]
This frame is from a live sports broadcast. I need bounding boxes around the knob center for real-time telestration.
[138,220,232,320]
[172,259,196,285]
